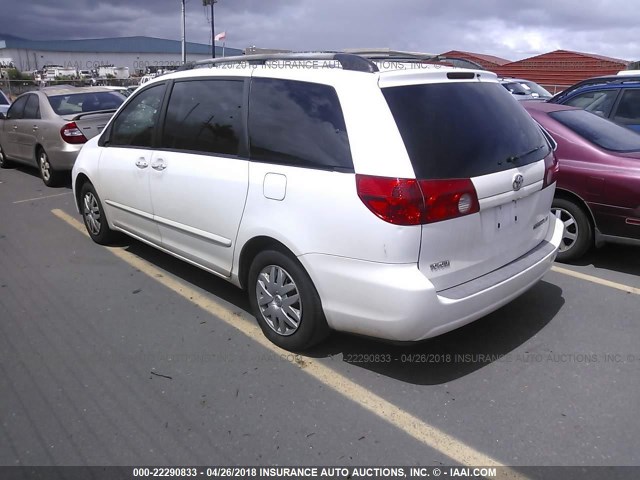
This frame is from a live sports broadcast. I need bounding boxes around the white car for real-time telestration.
[72,53,564,350]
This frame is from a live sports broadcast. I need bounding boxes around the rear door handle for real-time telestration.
[32,125,38,131]
[135,158,148,169]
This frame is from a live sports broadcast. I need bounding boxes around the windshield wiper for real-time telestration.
[505,145,545,164]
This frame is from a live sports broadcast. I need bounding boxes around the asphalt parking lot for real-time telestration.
[1,165,639,473]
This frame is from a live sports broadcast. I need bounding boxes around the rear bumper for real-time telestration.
[300,214,564,342]
[47,142,83,170]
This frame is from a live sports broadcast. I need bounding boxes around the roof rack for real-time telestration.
[179,53,379,73]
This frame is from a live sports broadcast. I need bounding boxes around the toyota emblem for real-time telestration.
[513,174,524,191]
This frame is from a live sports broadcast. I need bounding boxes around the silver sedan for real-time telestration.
[0,87,125,186]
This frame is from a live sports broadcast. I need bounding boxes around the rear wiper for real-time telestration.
[505,145,545,164]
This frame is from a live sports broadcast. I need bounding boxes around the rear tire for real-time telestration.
[38,147,63,187]
[0,143,11,168]
[552,197,593,262]
[248,249,330,351]
[80,182,119,245]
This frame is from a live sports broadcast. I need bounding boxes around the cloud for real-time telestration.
[0,0,637,61]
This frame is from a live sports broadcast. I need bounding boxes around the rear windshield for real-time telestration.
[549,109,640,152]
[47,92,125,115]
[382,82,550,179]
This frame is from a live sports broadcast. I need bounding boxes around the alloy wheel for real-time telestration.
[39,151,51,182]
[553,207,579,252]
[255,265,302,336]
[83,192,102,236]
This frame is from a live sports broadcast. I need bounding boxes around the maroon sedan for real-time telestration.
[523,102,640,261]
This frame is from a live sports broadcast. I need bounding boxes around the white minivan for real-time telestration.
[72,53,564,350]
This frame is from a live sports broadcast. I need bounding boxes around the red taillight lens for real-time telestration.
[356,175,479,225]
[419,178,480,223]
[542,153,559,188]
[356,175,425,225]
[60,122,88,144]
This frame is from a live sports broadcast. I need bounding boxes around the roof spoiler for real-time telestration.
[71,109,118,121]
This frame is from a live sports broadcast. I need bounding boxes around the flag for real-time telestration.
[214,31,226,42]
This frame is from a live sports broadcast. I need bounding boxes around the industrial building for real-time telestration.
[493,50,629,93]
[0,35,242,75]
[439,50,511,70]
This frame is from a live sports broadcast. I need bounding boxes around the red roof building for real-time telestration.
[439,50,511,69]
[493,50,628,93]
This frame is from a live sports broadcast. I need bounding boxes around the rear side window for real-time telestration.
[612,89,640,125]
[0,92,8,105]
[249,78,353,170]
[23,95,40,119]
[161,79,244,156]
[549,109,640,152]
[382,82,550,179]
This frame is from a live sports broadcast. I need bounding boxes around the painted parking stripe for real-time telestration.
[13,192,72,204]
[51,208,523,476]
[551,265,640,296]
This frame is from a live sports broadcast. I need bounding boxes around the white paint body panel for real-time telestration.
[148,151,249,277]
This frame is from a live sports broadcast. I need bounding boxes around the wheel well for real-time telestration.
[238,236,297,290]
[554,188,596,230]
[74,173,91,211]
[34,143,43,161]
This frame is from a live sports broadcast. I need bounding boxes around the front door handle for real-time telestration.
[135,158,148,169]
[13,125,18,130]
[151,159,167,171]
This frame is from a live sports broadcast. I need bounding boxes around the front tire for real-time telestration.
[80,182,118,245]
[248,249,330,351]
[38,147,63,187]
[552,197,593,262]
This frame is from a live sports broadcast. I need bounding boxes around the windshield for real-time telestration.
[521,81,552,98]
[550,109,640,152]
[47,92,125,115]
[503,81,551,99]
[382,82,550,179]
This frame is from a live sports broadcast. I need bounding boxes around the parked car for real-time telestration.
[548,74,640,132]
[0,89,10,115]
[72,53,563,350]
[103,86,133,97]
[0,87,125,186]
[524,101,640,261]
[499,77,553,100]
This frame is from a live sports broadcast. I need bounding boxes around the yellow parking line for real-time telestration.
[52,208,524,476]
[551,265,640,295]
[13,191,72,204]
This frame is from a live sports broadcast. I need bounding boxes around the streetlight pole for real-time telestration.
[203,0,218,58]
[181,0,186,64]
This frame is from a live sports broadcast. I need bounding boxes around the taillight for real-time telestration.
[419,178,480,224]
[356,175,479,225]
[542,153,559,188]
[356,175,425,225]
[60,122,88,144]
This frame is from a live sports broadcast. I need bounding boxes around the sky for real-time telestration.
[0,0,637,62]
